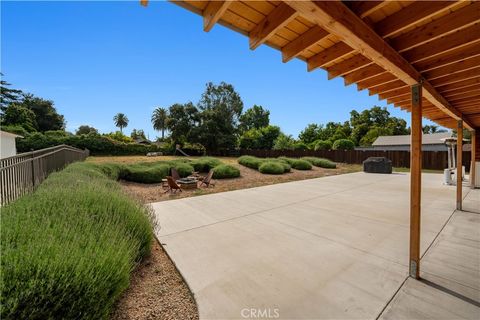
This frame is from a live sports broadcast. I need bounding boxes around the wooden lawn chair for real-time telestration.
[165,176,182,194]
[198,169,216,188]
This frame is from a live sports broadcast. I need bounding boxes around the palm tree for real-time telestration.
[151,107,168,139]
[113,113,129,133]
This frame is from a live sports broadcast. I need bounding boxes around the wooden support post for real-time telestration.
[457,121,463,210]
[409,83,422,279]
[471,131,476,189]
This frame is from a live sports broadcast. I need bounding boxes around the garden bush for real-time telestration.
[302,157,336,169]
[191,157,222,172]
[293,142,308,150]
[291,159,312,170]
[212,164,241,179]
[173,162,194,177]
[314,140,332,151]
[1,162,153,319]
[332,139,355,150]
[259,161,285,175]
[265,158,291,173]
[238,155,264,170]
[121,163,170,183]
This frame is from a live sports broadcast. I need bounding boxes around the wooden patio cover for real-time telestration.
[160,0,480,131]
[141,0,479,279]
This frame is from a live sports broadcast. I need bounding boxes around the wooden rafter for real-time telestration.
[374,1,457,38]
[285,0,474,130]
[415,42,480,72]
[346,1,389,19]
[307,42,353,71]
[325,54,372,79]
[430,67,480,87]
[203,1,232,32]
[357,73,397,90]
[437,77,480,93]
[390,2,480,53]
[249,3,297,50]
[282,26,328,62]
[423,56,480,81]
[343,65,385,86]
[368,79,406,94]
[402,23,480,64]
[443,85,480,98]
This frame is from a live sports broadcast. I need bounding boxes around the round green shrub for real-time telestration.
[314,140,332,151]
[268,159,291,173]
[332,139,355,150]
[258,161,285,174]
[191,157,222,172]
[212,164,240,179]
[277,156,295,165]
[122,164,170,183]
[291,159,312,170]
[293,142,308,150]
[301,157,336,169]
[238,155,264,170]
[174,163,194,177]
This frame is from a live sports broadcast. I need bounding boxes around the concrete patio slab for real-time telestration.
[152,172,479,319]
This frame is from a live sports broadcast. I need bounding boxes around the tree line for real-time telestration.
[1,76,447,154]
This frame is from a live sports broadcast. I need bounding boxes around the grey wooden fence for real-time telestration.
[0,145,89,205]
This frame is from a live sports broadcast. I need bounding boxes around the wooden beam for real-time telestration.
[325,54,372,79]
[423,56,480,81]
[368,79,406,94]
[449,92,480,103]
[443,85,480,98]
[457,120,463,210]
[391,3,480,52]
[249,3,297,50]
[430,67,480,87]
[375,1,457,38]
[471,130,477,189]
[415,42,480,73]
[343,64,384,86]
[347,1,388,18]
[284,1,474,130]
[378,87,410,101]
[402,23,480,64]
[282,26,329,62]
[140,0,148,7]
[307,42,354,71]
[438,77,480,93]
[203,1,232,32]
[410,83,422,279]
[357,73,397,91]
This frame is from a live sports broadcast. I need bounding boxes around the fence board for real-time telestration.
[0,145,89,206]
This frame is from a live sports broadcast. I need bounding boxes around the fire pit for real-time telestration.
[176,177,198,190]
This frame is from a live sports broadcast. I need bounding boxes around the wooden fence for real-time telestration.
[0,145,89,205]
[238,149,471,171]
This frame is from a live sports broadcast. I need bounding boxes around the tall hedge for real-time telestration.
[15,132,165,156]
[1,162,153,319]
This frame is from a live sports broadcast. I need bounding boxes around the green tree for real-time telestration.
[113,113,129,133]
[151,107,168,139]
[21,94,65,132]
[195,82,244,152]
[333,139,355,150]
[359,127,392,146]
[76,125,98,135]
[239,105,270,132]
[273,133,295,150]
[0,103,37,132]
[239,125,280,149]
[166,102,199,145]
[130,129,146,140]
[0,74,23,109]
[299,123,321,144]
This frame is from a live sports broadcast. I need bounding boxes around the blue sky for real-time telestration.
[1,1,436,139]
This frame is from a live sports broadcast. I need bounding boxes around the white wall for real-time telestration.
[0,134,17,158]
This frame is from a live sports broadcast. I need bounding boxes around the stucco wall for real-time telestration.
[0,135,17,158]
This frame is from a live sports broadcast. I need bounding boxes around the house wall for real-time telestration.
[370,144,448,152]
[0,135,17,158]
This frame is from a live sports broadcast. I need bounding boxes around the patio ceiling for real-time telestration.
[163,0,480,130]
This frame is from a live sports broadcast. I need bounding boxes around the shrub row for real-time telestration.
[101,157,240,183]
[239,155,337,174]
[301,157,337,169]
[1,162,153,319]
[16,132,165,156]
